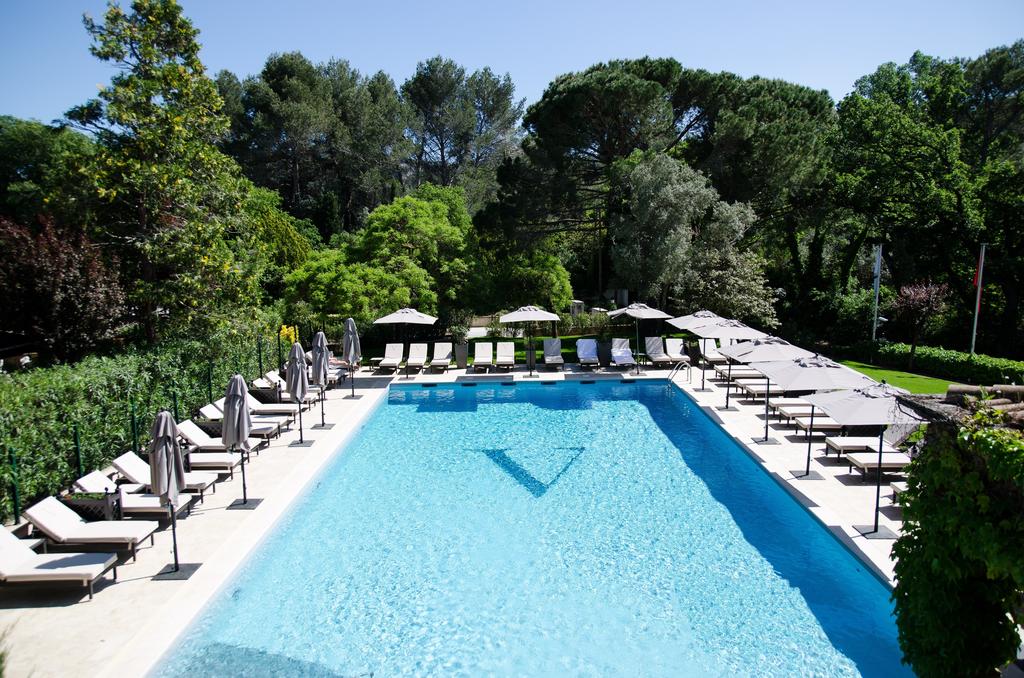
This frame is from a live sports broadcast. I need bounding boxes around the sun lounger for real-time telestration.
[891,481,907,501]
[73,471,177,518]
[846,452,912,479]
[200,403,287,436]
[645,337,673,367]
[266,370,321,400]
[768,397,813,411]
[406,343,428,372]
[610,338,636,368]
[112,452,217,501]
[430,342,453,372]
[0,527,117,599]
[824,436,898,457]
[542,338,564,370]
[183,451,242,477]
[576,339,599,368]
[243,393,300,418]
[698,341,728,365]
[776,404,816,420]
[178,420,267,454]
[473,342,493,372]
[378,343,404,371]
[793,415,845,433]
[664,338,689,364]
[23,497,158,561]
[495,342,515,370]
[736,380,786,398]
[713,364,763,380]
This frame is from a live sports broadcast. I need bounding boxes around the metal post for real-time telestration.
[207,361,214,405]
[276,330,283,372]
[238,444,248,504]
[8,446,20,519]
[172,391,180,423]
[634,320,641,376]
[763,378,771,442]
[74,424,84,478]
[320,387,326,427]
[725,362,733,408]
[257,335,264,377]
[870,244,882,342]
[804,406,815,476]
[970,243,987,355]
[297,407,304,444]
[130,401,139,453]
[700,339,708,390]
[872,426,886,533]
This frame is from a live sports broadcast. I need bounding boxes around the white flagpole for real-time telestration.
[970,243,987,356]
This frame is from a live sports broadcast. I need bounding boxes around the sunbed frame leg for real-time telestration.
[131,543,137,561]
[87,581,93,599]
[112,565,118,581]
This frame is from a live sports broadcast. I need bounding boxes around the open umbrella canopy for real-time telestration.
[342,317,361,365]
[690,319,768,341]
[607,303,671,320]
[373,308,438,325]
[286,341,309,405]
[147,410,186,508]
[500,306,560,323]
[222,374,252,452]
[311,332,330,387]
[754,355,875,392]
[667,310,722,331]
[803,383,924,427]
[718,337,814,363]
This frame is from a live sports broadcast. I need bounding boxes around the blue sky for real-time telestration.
[2,0,1021,123]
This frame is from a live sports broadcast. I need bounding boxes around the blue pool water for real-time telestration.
[157,381,911,677]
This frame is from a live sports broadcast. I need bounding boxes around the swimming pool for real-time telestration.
[157,380,910,677]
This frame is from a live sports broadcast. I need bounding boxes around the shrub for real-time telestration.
[875,343,1024,385]
[0,322,279,521]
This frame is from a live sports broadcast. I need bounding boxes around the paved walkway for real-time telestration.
[0,364,904,677]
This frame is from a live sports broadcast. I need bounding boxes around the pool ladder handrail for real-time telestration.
[668,359,691,382]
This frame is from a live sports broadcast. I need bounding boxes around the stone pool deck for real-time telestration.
[0,364,904,677]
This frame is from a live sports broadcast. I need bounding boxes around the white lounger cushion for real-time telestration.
[474,343,493,367]
[113,452,216,492]
[186,452,242,471]
[847,452,912,471]
[576,339,598,363]
[0,529,115,583]
[664,338,688,362]
[645,337,672,363]
[543,339,564,364]
[379,344,404,368]
[495,342,515,366]
[610,338,635,366]
[406,343,428,367]
[24,497,157,546]
[431,343,453,369]
[242,394,299,416]
[826,437,898,454]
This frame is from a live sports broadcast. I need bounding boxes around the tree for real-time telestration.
[0,116,96,225]
[0,217,125,360]
[66,0,259,341]
[891,282,949,368]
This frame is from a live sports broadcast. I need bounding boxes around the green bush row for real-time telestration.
[0,326,281,522]
[874,343,1024,385]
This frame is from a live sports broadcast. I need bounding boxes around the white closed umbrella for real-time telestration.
[286,342,312,446]
[607,303,672,375]
[148,410,186,573]
[804,383,924,535]
[342,318,361,398]
[718,337,814,408]
[752,355,876,444]
[500,306,560,377]
[222,374,254,505]
[374,308,438,377]
[689,320,769,390]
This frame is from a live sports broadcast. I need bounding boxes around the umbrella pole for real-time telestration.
[725,362,733,408]
[635,320,640,376]
[239,445,248,504]
[298,407,304,444]
[804,406,815,476]
[763,378,771,442]
[700,340,707,389]
[320,387,326,427]
[350,368,355,398]
[166,449,180,571]
[873,426,885,533]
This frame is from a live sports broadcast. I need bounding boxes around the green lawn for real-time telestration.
[840,360,953,394]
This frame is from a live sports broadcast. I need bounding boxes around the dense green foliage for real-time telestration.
[893,412,1024,676]
[873,343,1024,385]
[0,316,280,522]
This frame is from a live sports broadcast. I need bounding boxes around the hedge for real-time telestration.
[874,343,1024,385]
[0,327,281,522]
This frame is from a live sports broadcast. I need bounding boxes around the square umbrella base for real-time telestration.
[343,394,363,400]
[153,563,201,581]
[227,498,263,510]
[694,388,714,392]
[312,423,335,430]
[716,406,739,412]
[289,440,315,448]
[789,470,824,480]
[855,524,899,540]
[753,437,781,445]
